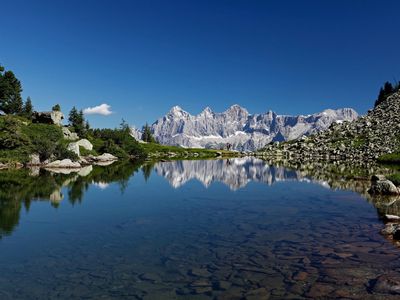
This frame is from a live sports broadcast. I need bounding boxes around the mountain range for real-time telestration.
[131,105,358,151]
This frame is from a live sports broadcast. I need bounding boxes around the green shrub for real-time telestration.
[377,153,400,164]
[55,144,79,161]
[79,146,97,156]
[387,173,400,186]
[100,139,128,158]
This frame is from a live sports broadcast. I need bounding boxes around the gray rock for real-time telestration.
[32,111,64,126]
[385,214,400,221]
[76,139,93,151]
[27,154,41,166]
[371,174,387,182]
[85,153,118,165]
[45,159,81,168]
[62,127,79,140]
[371,274,400,294]
[381,223,399,235]
[368,177,399,195]
[68,139,93,156]
[67,142,80,156]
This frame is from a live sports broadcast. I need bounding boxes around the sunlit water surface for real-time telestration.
[0,158,399,299]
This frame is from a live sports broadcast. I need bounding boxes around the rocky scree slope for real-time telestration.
[132,105,358,151]
[260,92,400,161]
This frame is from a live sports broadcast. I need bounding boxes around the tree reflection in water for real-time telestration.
[0,161,142,238]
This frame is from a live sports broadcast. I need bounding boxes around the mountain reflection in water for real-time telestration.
[1,158,400,299]
[154,158,323,190]
[0,158,398,239]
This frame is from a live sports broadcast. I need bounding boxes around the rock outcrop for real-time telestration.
[67,139,93,156]
[368,175,399,195]
[62,127,79,140]
[32,111,64,126]
[260,91,400,161]
[84,153,118,166]
[45,159,81,169]
[132,105,358,151]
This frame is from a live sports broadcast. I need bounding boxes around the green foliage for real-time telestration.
[141,123,156,143]
[377,153,400,164]
[0,116,30,150]
[140,142,235,160]
[52,104,61,111]
[54,143,79,161]
[79,146,97,156]
[22,123,63,161]
[0,115,78,163]
[88,122,145,158]
[68,106,87,136]
[0,66,23,114]
[100,139,128,158]
[387,173,400,186]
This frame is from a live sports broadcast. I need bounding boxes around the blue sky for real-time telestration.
[1,0,399,128]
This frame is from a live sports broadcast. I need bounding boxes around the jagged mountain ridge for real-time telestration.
[132,104,358,151]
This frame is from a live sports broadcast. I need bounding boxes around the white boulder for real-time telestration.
[62,127,79,140]
[68,139,93,156]
[45,159,81,169]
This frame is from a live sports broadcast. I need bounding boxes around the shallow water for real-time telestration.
[0,158,400,299]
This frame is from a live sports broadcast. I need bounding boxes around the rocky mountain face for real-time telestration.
[260,91,400,161]
[132,105,358,151]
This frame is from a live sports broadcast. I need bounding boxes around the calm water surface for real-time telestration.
[0,158,399,299]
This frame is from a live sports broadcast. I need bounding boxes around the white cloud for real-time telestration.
[83,103,113,116]
[93,182,109,190]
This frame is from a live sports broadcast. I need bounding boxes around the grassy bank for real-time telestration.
[0,115,77,164]
[140,142,238,160]
[377,153,400,164]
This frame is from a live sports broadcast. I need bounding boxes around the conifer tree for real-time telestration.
[68,106,86,135]
[52,104,61,111]
[0,66,23,114]
[141,123,156,143]
[23,96,34,119]
[68,106,79,126]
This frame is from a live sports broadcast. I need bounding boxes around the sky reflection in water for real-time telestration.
[0,158,399,299]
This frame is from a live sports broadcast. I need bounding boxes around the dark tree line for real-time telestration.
[141,123,156,143]
[68,106,89,135]
[375,81,400,107]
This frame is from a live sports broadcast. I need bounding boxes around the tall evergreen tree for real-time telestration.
[120,118,130,134]
[23,96,34,119]
[383,81,394,95]
[0,67,23,114]
[141,123,156,143]
[68,107,86,135]
[68,106,79,126]
[375,81,396,107]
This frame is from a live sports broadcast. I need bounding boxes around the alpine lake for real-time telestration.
[0,158,400,299]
